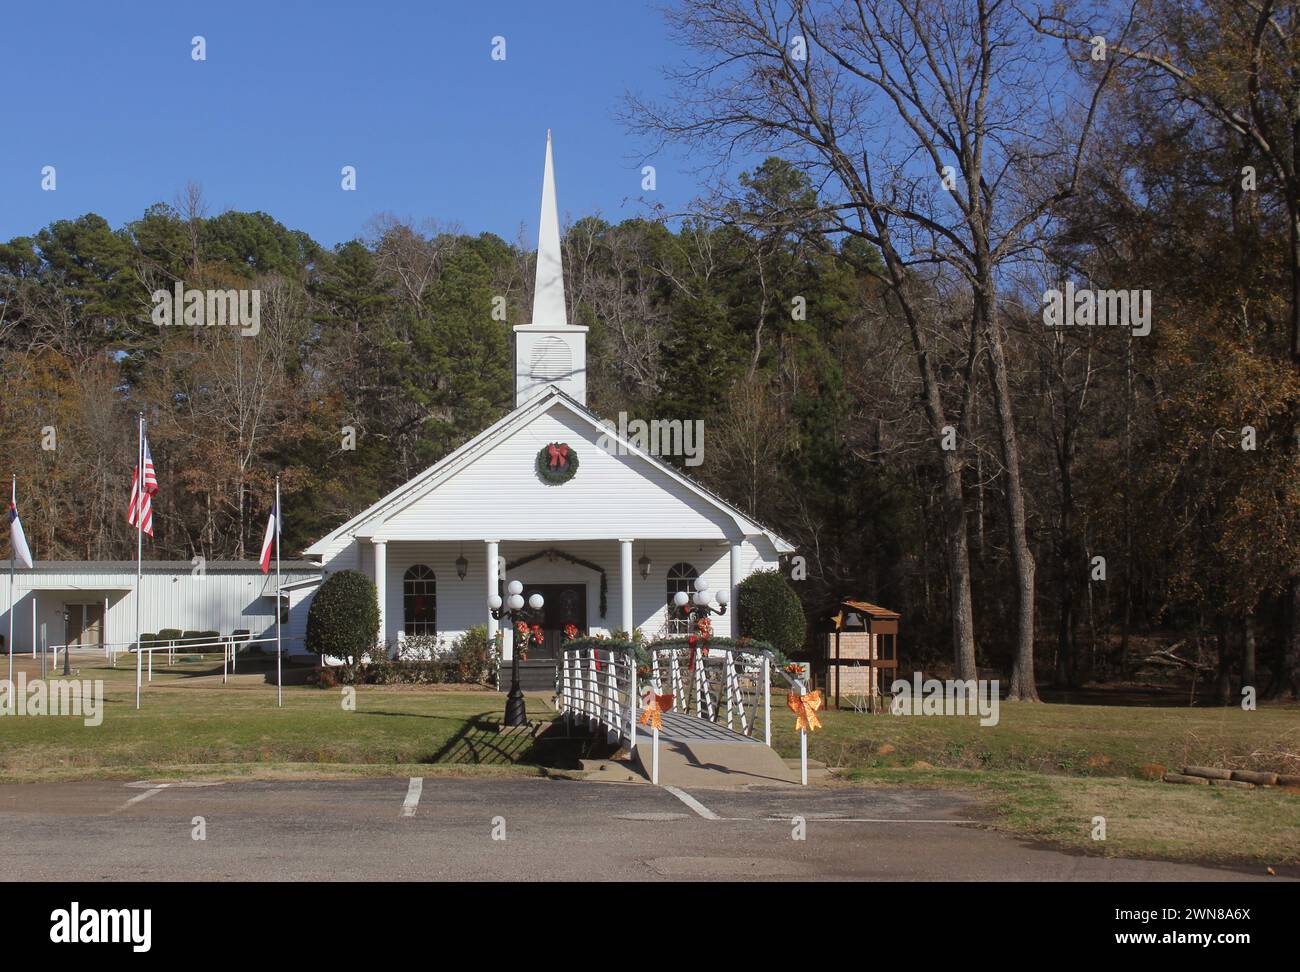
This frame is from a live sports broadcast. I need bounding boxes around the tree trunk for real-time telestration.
[1242,612,1257,701]
[1215,615,1233,707]
[980,281,1039,700]
[1281,573,1300,698]
[941,449,979,681]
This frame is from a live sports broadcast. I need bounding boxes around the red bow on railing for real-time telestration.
[547,443,569,468]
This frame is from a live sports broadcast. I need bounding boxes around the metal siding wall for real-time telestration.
[0,568,321,651]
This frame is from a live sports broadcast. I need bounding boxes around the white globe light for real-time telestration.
[507,580,523,596]
[716,589,729,606]
[487,593,502,610]
[508,593,525,611]
[528,593,544,610]
[693,590,711,607]
[673,591,690,608]
[693,577,709,592]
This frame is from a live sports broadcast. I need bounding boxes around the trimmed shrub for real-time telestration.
[736,569,806,653]
[157,628,183,642]
[452,625,494,683]
[305,569,379,662]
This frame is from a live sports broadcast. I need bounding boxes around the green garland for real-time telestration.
[535,442,578,485]
[506,547,608,618]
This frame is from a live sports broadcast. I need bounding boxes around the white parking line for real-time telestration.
[663,785,718,820]
[401,777,423,817]
[765,816,971,824]
[114,784,170,813]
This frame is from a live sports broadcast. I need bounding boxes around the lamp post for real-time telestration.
[489,580,544,726]
[672,576,729,622]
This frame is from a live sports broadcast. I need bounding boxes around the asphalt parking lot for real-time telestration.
[0,777,1278,881]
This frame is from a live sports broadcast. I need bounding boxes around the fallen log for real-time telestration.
[1182,766,1232,781]
[1210,778,1255,789]
[1164,772,1210,786]
[1230,770,1278,786]
[1276,773,1300,787]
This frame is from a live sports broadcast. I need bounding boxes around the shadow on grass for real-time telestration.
[426,715,590,769]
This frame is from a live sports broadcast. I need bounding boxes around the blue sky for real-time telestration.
[1,0,719,249]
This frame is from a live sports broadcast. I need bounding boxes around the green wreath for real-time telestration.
[536,442,579,485]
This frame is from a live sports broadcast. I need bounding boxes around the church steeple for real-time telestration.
[514,130,587,408]
[531,130,567,328]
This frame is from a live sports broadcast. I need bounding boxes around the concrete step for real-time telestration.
[578,758,646,784]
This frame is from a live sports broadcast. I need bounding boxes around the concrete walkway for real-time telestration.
[633,710,802,787]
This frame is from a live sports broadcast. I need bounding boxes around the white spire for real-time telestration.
[530,130,567,328]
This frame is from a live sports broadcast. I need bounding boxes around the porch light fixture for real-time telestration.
[638,550,652,579]
[456,546,468,580]
[490,579,545,726]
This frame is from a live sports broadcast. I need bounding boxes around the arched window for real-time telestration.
[403,565,436,636]
[666,562,699,635]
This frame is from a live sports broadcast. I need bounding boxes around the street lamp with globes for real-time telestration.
[489,579,544,726]
[672,576,729,618]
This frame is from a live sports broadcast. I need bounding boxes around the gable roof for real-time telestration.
[304,386,796,556]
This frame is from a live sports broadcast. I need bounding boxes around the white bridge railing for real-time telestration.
[649,645,774,746]
[557,645,639,750]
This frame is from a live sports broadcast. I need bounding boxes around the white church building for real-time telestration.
[3,134,794,669]
[301,132,793,666]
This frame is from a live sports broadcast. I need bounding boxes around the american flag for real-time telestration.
[127,435,159,536]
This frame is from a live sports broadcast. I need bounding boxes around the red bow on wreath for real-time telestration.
[547,443,569,468]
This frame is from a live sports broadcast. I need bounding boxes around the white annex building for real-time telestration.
[2,134,794,673]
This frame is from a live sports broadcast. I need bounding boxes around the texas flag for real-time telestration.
[9,481,34,569]
[258,501,279,574]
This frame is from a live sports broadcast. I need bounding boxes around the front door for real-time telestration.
[520,584,586,659]
[64,603,104,648]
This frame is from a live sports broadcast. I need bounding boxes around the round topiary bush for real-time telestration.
[305,569,379,662]
[737,569,806,652]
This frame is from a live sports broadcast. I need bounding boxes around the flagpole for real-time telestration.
[8,474,14,688]
[275,475,282,708]
[135,412,143,710]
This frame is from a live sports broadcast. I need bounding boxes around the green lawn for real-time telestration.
[0,657,553,782]
[771,698,1300,779]
[769,699,1300,867]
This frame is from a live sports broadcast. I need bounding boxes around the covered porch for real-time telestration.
[360,538,750,660]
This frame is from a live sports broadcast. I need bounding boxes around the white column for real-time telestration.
[486,540,500,657]
[619,539,634,637]
[372,539,387,654]
[729,542,743,638]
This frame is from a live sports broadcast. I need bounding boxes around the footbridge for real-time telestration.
[556,642,810,787]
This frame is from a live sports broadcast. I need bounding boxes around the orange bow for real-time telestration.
[547,443,569,468]
[639,693,674,730]
[787,689,824,733]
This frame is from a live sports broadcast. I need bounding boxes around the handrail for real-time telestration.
[556,644,639,751]
[647,643,775,746]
